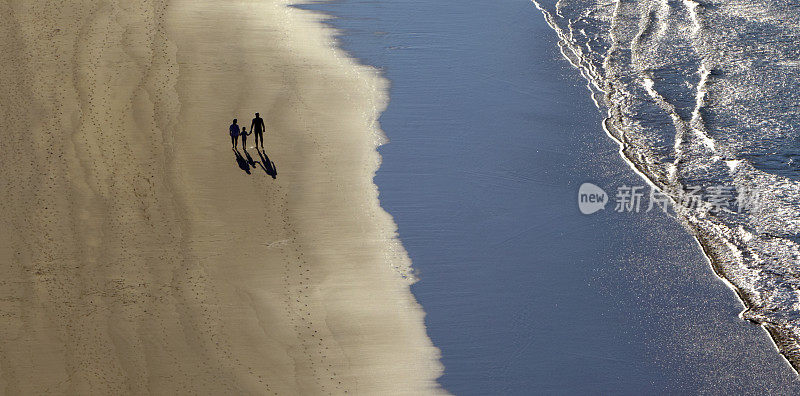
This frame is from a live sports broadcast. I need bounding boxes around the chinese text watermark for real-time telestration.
[578,183,764,215]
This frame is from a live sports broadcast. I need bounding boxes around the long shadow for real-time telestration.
[243,147,257,168]
[256,147,278,179]
[233,148,251,174]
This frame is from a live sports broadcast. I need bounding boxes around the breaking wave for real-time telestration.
[533,0,800,371]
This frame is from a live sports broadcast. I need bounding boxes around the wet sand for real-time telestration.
[305,0,800,392]
[0,0,443,394]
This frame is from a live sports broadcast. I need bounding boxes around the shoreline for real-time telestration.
[601,116,800,376]
[314,0,800,391]
[0,0,443,393]
[534,0,800,381]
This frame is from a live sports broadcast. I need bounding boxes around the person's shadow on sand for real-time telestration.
[233,148,251,174]
[256,147,278,179]
[243,148,257,168]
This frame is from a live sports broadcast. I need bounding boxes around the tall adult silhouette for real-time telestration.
[251,112,266,149]
[229,119,240,149]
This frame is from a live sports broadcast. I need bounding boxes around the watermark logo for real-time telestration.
[578,183,608,214]
[578,182,763,215]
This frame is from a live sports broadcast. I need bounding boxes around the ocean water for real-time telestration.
[301,0,800,392]
[532,0,800,370]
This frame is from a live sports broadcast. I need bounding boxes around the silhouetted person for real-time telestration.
[240,126,251,149]
[229,119,240,149]
[251,113,265,149]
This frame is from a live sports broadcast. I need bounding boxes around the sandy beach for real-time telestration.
[0,0,443,393]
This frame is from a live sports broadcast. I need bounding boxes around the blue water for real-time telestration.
[532,0,800,373]
[300,0,800,392]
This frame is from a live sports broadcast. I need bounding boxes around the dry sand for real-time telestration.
[0,0,444,393]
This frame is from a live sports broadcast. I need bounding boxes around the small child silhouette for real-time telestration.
[240,126,251,148]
